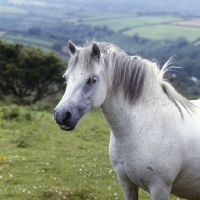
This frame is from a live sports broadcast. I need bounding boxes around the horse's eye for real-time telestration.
[87,76,98,85]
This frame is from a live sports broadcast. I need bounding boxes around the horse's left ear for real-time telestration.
[91,42,100,61]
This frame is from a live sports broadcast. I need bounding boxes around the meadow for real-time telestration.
[0,104,184,200]
[123,24,200,42]
[2,33,54,49]
[77,14,200,42]
[77,16,181,32]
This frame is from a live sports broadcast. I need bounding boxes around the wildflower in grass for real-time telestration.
[0,155,7,161]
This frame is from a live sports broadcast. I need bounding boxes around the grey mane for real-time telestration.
[70,41,195,116]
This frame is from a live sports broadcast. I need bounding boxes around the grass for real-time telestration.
[0,104,185,199]
[78,16,181,32]
[123,24,200,42]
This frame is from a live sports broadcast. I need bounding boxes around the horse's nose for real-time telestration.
[63,111,72,125]
[54,109,72,126]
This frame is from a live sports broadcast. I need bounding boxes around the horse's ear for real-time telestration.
[91,42,100,61]
[68,40,78,56]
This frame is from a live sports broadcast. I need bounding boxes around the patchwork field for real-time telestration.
[76,14,200,41]
[0,105,185,200]
[78,16,182,32]
[123,24,200,41]
[172,18,200,27]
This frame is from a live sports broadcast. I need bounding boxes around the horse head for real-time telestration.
[54,40,107,131]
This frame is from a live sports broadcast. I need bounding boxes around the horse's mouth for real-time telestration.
[59,124,76,131]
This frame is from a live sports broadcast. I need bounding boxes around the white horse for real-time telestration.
[54,40,200,200]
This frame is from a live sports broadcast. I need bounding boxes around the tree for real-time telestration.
[0,41,66,104]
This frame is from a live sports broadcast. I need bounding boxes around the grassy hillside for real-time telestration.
[1,4,200,48]
[123,24,200,42]
[2,33,55,49]
[76,15,200,42]
[0,105,185,199]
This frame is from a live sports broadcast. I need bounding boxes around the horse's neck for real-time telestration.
[100,82,171,137]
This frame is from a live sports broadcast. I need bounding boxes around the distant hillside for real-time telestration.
[2,0,200,16]
[0,0,200,96]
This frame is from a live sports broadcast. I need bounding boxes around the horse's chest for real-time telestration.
[109,132,153,191]
[110,149,151,191]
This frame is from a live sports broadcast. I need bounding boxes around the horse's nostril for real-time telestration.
[63,111,72,124]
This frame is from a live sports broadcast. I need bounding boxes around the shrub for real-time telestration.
[0,105,33,121]
[1,105,19,120]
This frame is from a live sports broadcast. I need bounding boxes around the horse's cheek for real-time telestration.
[92,82,107,108]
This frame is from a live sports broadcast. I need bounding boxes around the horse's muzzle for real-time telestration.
[59,124,75,131]
[54,110,76,131]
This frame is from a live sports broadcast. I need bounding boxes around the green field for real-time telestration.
[1,33,55,49]
[66,13,130,24]
[123,24,200,42]
[0,104,185,199]
[0,6,28,15]
[78,16,181,32]
[76,14,200,42]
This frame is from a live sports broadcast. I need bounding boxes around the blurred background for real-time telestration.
[1,0,200,105]
[0,1,199,199]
